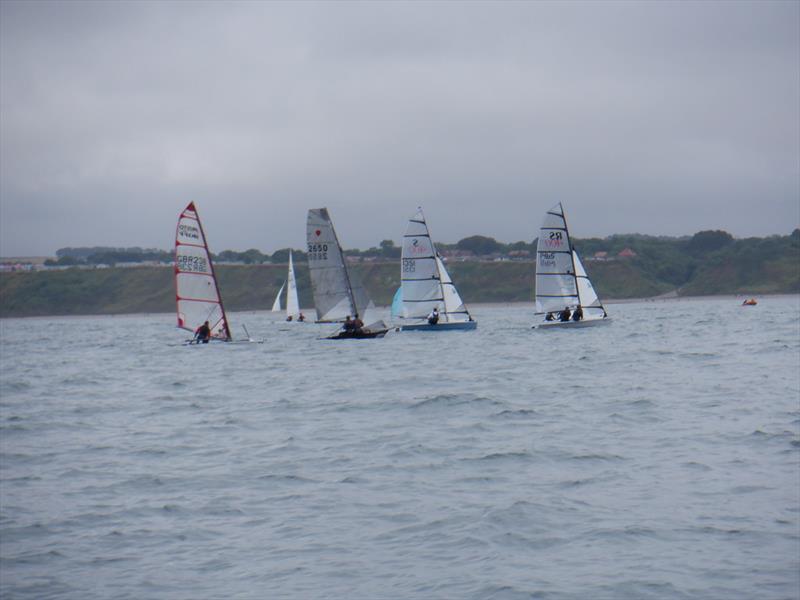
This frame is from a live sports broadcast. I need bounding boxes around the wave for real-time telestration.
[410,393,504,410]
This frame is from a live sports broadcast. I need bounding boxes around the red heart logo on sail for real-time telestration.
[315,230,321,236]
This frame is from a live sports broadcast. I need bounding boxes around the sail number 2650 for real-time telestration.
[307,243,328,261]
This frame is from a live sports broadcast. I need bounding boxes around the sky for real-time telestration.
[1,0,798,257]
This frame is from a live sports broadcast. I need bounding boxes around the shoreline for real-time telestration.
[2,293,798,321]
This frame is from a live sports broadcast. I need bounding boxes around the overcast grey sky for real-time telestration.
[1,0,798,256]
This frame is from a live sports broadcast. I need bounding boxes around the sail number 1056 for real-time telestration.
[307,243,328,261]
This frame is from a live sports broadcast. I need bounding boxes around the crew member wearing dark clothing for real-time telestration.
[194,321,211,343]
[545,312,555,321]
[343,316,355,332]
[572,306,583,322]
[559,307,571,322]
[352,317,364,334]
[428,307,440,325]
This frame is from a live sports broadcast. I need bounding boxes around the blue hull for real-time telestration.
[401,321,477,332]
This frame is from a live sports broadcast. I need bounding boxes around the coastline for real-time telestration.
[2,293,798,321]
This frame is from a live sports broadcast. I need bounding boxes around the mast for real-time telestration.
[561,203,581,307]
[191,202,231,340]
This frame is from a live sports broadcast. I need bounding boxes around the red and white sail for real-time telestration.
[174,202,231,340]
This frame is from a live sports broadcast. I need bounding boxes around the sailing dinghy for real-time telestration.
[174,202,262,344]
[306,208,388,339]
[399,208,476,331]
[271,250,304,321]
[533,202,609,329]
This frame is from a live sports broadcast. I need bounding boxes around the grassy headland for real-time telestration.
[1,230,797,318]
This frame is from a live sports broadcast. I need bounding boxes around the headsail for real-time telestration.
[306,208,370,322]
[436,255,471,322]
[271,282,285,312]
[573,250,607,319]
[390,287,403,318]
[286,250,300,318]
[535,202,579,315]
[174,202,231,340]
[401,208,473,323]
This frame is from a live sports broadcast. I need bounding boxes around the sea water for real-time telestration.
[1,298,798,600]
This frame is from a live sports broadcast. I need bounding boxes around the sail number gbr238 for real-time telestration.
[307,243,328,261]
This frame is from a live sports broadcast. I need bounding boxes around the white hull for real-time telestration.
[534,317,611,329]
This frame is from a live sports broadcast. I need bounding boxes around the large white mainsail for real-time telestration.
[174,201,231,340]
[401,208,473,324]
[535,202,580,315]
[286,250,300,318]
[306,208,369,322]
[271,282,285,312]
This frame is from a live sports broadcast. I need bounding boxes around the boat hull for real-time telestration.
[534,317,611,329]
[326,328,389,340]
[401,321,477,332]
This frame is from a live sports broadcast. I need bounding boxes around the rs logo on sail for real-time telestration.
[544,231,564,248]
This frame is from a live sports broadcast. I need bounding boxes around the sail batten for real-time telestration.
[174,201,231,340]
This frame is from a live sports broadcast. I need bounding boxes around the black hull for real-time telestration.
[326,329,388,340]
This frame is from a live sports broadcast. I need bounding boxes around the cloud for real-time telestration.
[1,0,798,256]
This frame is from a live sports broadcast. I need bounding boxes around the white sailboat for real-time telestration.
[174,202,261,343]
[270,250,303,321]
[285,250,301,320]
[399,208,476,331]
[533,202,609,329]
[306,208,388,339]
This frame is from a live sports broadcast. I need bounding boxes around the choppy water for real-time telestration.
[1,298,799,600]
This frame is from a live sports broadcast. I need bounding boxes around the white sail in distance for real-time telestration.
[286,250,300,318]
[271,282,285,312]
[306,208,370,322]
[174,201,231,340]
[401,208,472,323]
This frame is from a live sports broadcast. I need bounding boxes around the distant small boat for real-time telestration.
[271,250,304,321]
[174,202,261,343]
[398,208,476,332]
[533,203,610,329]
[306,208,388,339]
[742,298,758,306]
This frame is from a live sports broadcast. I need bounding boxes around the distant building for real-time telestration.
[618,248,637,258]
[508,250,531,259]
[593,251,609,260]
[439,249,475,261]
